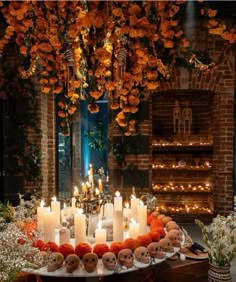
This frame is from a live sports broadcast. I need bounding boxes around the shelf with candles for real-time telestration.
[152,183,212,193]
[152,163,212,171]
[156,204,213,215]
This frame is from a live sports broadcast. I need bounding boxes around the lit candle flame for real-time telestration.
[40,200,45,208]
[139,200,144,206]
[115,191,120,197]
[63,203,66,209]
[130,218,136,224]
[131,194,136,199]
[77,208,83,215]
[125,202,129,209]
[95,188,99,195]
[97,221,102,230]
[52,196,56,201]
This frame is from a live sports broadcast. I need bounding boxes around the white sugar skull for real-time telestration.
[34,251,49,267]
[47,252,64,272]
[102,252,117,271]
[118,248,134,268]
[65,254,80,273]
[166,229,181,247]
[159,238,174,253]
[147,242,164,259]
[134,246,150,264]
[166,221,179,231]
[82,252,98,273]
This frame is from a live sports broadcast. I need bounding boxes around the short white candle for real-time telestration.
[51,196,61,229]
[95,221,106,244]
[114,191,122,211]
[104,203,114,219]
[129,218,140,239]
[123,203,131,219]
[113,211,123,241]
[137,200,147,235]
[131,195,139,221]
[74,208,87,244]
[43,208,55,242]
[59,227,70,245]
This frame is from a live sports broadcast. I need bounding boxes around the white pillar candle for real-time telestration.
[43,208,55,242]
[51,197,61,229]
[137,200,147,235]
[61,204,72,221]
[74,209,87,244]
[131,195,139,221]
[71,197,76,214]
[129,218,140,239]
[114,191,122,211]
[123,203,131,219]
[95,221,106,244]
[59,227,71,245]
[37,200,46,234]
[113,211,123,242]
[104,203,114,219]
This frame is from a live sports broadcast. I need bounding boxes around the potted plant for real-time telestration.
[195,213,236,282]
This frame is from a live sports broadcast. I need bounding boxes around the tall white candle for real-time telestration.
[37,200,46,233]
[51,197,61,229]
[104,203,114,219]
[129,218,140,239]
[95,221,106,244]
[123,203,131,219]
[137,200,147,235]
[131,195,139,221]
[74,209,87,244]
[114,191,122,211]
[43,208,55,242]
[113,211,123,241]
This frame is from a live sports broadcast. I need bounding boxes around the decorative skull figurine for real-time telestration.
[134,246,150,264]
[47,252,64,272]
[159,238,174,253]
[65,254,80,273]
[34,251,48,267]
[118,248,134,268]
[166,221,179,232]
[147,242,164,259]
[166,229,181,247]
[82,252,98,273]
[102,252,117,271]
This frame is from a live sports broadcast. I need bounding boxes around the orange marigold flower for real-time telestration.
[128,95,140,106]
[208,19,219,27]
[123,238,136,251]
[112,8,124,18]
[93,244,110,258]
[70,93,79,104]
[53,86,63,94]
[58,243,75,258]
[44,241,59,252]
[68,105,77,115]
[75,243,92,258]
[180,38,190,48]
[136,234,152,247]
[49,77,58,85]
[207,9,217,18]
[129,15,138,26]
[110,242,124,255]
[58,111,66,118]
[128,4,141,16]
[41,86,51,93]
[175,30,183,38]
[19,45,27,55]
[105,81,115,91]
[146,71,158,81]
[163,39,174,48]
[57,101,65,109]
[38,43,53,53]
[89,91,103,100]
[110,101,119,110]
[88,103,99,113]
[39,78,48,85]
[121,88,129,95]
[147,81,159,90]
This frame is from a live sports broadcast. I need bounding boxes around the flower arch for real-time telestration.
[0,1,235,136]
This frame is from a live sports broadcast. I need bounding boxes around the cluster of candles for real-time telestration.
[152,183,212,193]
[156,204,212,214]
[36,191,148,246]
[152,137,213,147]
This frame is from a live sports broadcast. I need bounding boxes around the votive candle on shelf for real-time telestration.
[131,195,139,221]
[74,208,87,244]
[114,191,122,211]
[129,218,140,239]
[51,196,61,229]
[104,202,114,219]
[43,208,55,242]
[137,200,147,235]
[95,221,106,244]
[113,211,123,241]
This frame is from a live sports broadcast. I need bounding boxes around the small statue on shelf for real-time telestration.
[182,101,192,135]
[173,100,181,134]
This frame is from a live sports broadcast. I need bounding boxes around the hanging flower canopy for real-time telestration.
[0,1,235,136]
